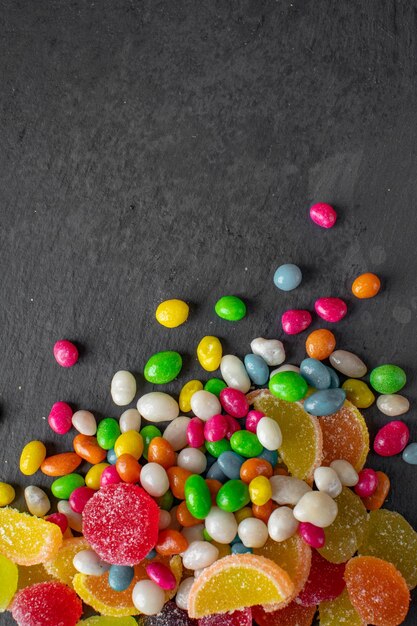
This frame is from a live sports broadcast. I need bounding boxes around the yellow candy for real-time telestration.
[155,299,189,328]
[77,618,138,626]
[17,563,53,590]
[235,506,253,524]
[19,440,47,476]
[342,379,375,409]
[0,553,18,611]
[319,589,365,625]
[0,507,62,565]
[85,463,110,490]
[114,431,144,459]
[44,537,90,587]
[249,476,272,506]
[197,336,222,372]
[0,482,15,506]
[212,541,231,559]
[179,380,204,412]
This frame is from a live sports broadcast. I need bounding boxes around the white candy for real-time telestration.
[329,350,367,378]
[220,355,251,393]
[204,507,238,544]
[190,390,221,422]
[182,541,219,570]
[111,370,137,406]
[194,568,205,578]
[270,475,311,506]
[377,394,410,417]
[57,500,83,532]
[330,459,359,487]
[24,486,50,517]
[314,466,342,498]
[71,410,97,436]
[293,491,338,528]
[238,518,268,548]
[256,417,282,450]
[177,448,207,474]
[73,549,110,576]
[132,579,165,615]
[119,408,141,433]
[158,509,172,530]
[140,462,169,497]
[163,416,191,451]
[267,506,299,542]
[175,577,194,611]
[270,364,300,377]
[137,392,179,422]
[182,524,205,544]
[250,337,285,366]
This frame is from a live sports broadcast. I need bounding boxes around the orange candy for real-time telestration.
[155,529,188,556]
[252,602,316,626]
[167,467,192,500]
[41,453,82,477]
[116,454,141,484]
[362,471,390,511]
[320,402,369,471]
[240,458,273,484]
[206,479,222,503]
[73,434,107,464]
[352,272,381,299]
[305,329,336,360]
[147,437,176,469]
[252,500,274,523]
[176,501,201,527]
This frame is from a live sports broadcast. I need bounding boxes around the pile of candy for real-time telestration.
[1,201,417,626]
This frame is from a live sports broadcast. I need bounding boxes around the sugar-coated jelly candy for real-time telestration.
[198,608,252,626]
[300,357,331,389]
[45,537,91,586]
[97,418,121,450]
[315,297,347,322]
[72,409,97,435]
[354,468,378,497]
[215,296,246,321]
[79,618,138,625]
[41,452,82,477]
[345,556,410,626]
[19,440,47,476]
[319,589,365,626]
[137,392,179,423]
[320,402,369,471]
[352,272,381,298]
[132,579,166,615]
[140,600,197,625]
[0,553,18,611]
[305,328,336,360]
[197,336,223,372]
[269,371,308,402]
[297,550,345,606]
[111,370,137,406]
[303,388,346,416]
[252,602,316,626]
[53,339,79,367]
[293,491,338,528]
[11,581,82,626]
[373,420,409,456]
[220,356,251,393]
[313,466,342,498]
[329,350,367,378]
[377,393,409,416]
[342,378,375,408]
[155,299,189,328]
[370,364,406,394]
[144,351,182,384]
[24,485,51,517]
[0,481,15,506]
[250,337,285,366]
[281,309,312,335]
[309,202,337,228]
[273,263,302,291]
[0,507,62,565]
[48,401,73,434]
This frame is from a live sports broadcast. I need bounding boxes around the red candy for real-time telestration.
[299,522,325,548]
[219,388,249,418]
[315,297,347,323]
[252,602,316,626]
[309,202,337,229]
[11,581,82,626]
[297,549,346,606]
[187,417,206,448]
[100,465,122,487]
[373,420,410,456]
[354,468,378,498]
[204,414,228,442]
[225,415,241,439]
[48,401,73,434]
[45,512,68,534]
[281,310,312,335]
[69,486,95,513]
[245,410,264,433]
[53,340,79,368]
[199,608,252,626]
[82,483,160,565]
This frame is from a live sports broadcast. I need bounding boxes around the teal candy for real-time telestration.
[244,354,269,385]
[51,474,85,499]
[215,296,246,321]
[403,443,417,464]
[140,425,162,459]
[108,565,134,592]
[107,448,117,464]
[370,364,406,394]
[303,388,346,416]
[273,263,302,291]
[97,418,121,450]
[144,351,182,384]
[206,461,227,482]
[300,358,331,390]
[217,451,245,480]
[231,542,253,554]
[184,474,212,519]
[269,371,308,402]
[205,438,232,458]
[258,448,278,466]
[204,378,227,397]
[325,366,340,388]
[230,431,263,458]
[216,479,250,512]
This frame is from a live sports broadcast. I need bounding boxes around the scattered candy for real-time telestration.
[0,507,62,565]
[273,263,302,291]
[48,401,73,434]
[111,370,137,406]
[303,388,346,416]
[155,299,189,328]
[309,202,337,228]
[24,485,51,517]
[352,272,381,299]
[313,466,342,498]
[320,402,369,471]
[0,481,15,506]
[370,364,407,394]
[305,328,336,360]
[11,581,82,626]
[377,393,409,416]
[214,296,246,322]
[41,452,82,476]
[315,297,347,323]
[342,378,375,408]
[19,440,47,476]
[120,408,141,433]
[244,353,269,385]
[53,339,79,367]
[144,351,183,385]
[374,420,410,456]
[72,409,97,435]
[137,392,179,423]
[354,468,378,498]
[329,349,367,378]
[250,337,285,366]
[269,371,308,402]
[197,336,223,372]
[220,355,251,393]
[293,491,338,528]
[281,309,312,335]
[73,547,111,577]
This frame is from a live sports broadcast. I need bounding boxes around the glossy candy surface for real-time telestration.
[0,481,16,506]
[41,452,82,476]
[303,389,346,416]
[180,381,204,412]
[97,418,121,451]
[341,379,375,408]
[374,420,409,456]
[244,354,269,385]
[273,263,302,291]
[155,299,189,328]
[214,296,246,321]
[300,357,331,389]
[250,338,285,366]
[269,371,308,402]
[377,394,409,416]
[144,351,182,384]
[111,371,137,406]
[281,309,312,335]
[354,468,378,498]
[137,393,179,423]
[329,350,367,378]
[315,297,347,322]
[20,440,47,476]
[309,202,337,228]
[53,340,79,367]
[51,474,85,499]
[305,329,336,360]
[220,356,251,393]
[352,272,381,298]
[48,402,73,434]
[197,337,223,372]
[370,364,406,394]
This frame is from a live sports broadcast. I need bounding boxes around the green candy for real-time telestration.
[204,378,227,397]
[140,425,162,459]
[96,418,121,450]
[269,371,308,402]
[205,438,231,458]
[51,474,85,500]
[203,528,213,541]
[230,431,263,458]
[184,475,212,519]
[156,489,174,511]
[216,479,250,512]
[370,364,406,394]
[215,296,246,322]
[144,351,182,384]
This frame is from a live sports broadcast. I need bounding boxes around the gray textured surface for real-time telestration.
[1,0,417,623]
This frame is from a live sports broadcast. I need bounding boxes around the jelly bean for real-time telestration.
[180,380,204,412]
[206,438,232,458]
[48,401,73,434]
[377,394,409,416]
[0,481,15,506]
[100,465,122,487]
[114,430,144,460]
[250,337,285,366]
[204,506,238,544]
[110,370,136,407]
[175,577,194,610]
[234,507,253,525]
[167,466,193,499]
[20,440,47,475]
[85,463,110,490]
[185,474,212,519]
[329,349,367,377]
[219,388,249,418]
[299,521,325,548]
[361,470,390,510]
[119,408,141,433]
[341,379,375,408]
[187,417,206,448]
[252,499,274,523]
[217,451,245,480]
[176,500,200,527]
[197,336,223,372]
[240,458,273,484]
[41,452,82,477]
[216,479,250,512]
[96,418,121,450]
[191,390,222,421]
[157,489,174,511]
[69,486,95,513]
[303,388,346,416]
[305,329,336,360]
[309,202,337,228]
[146,562,177,590]
[215,295,246,321]
[270,475,311,505]
[300,357,331,389]
[370,364,406,394]
[220,355,251,393]
[182,523,205,544]
[73,549,111,575]
[329,460,359,486]
[281,309,312,335]
[144,350,182,384]
[206,461,227,482]
[178,448,207,474]
[204,414,228,442]
[249,476,272,506]
[108,564,134,591]
[57,500,83,532]
[245,410,264,433]
[231,542,253,555]
[137,392,179,422]
[71,409,97,436]
[132,579,166,615]
[403,442,417,464]
[204,378,227,397]
[107,448,117,464]
[24,485,51,516]
[45,512,68,534]
[182,540,219,569]
[53,339,79,367]
[313,466,342,498]
[230,430,263,458]
[293,491,338,527]
[156,529,188,556]
[244,354,269,385]
[238,517,268,548]
[140,462,169,497]
[315,297,347,322]
[352,272,381,298]
[163,416,191,451]
[273,263,302,291]
[51,474,85,499]
[257,448,279,466]
[224,415,241,439]
[155,298,189,328]
[270,363,300,376]
[374,420,409,456]
[256,417,282,451]
[354,468,378,497]
[269,371,308,402]
[326,365,340,388]
[141,425,162,458]
[73,434,107,464]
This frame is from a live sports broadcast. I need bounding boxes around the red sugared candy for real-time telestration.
[281,310,312,335]
[315,297,347,323]
[48,401,73,434]
[373,420,410,456]
[309,202,337,229]
[11,581,82,626]
[252,602,316,626]
[297,549,346,606]
[354,468,378,498]
[82,483,159,565]
[199,608,252,626]
[53,340,79,367]
[219,388,249,418]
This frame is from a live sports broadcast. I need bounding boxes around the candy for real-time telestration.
[252,602,316,626]
[329,349,367,377]
[185,475,212,519]
[354,468,378,497]
[297,550,345,606]
[178,448,207,474]
[256,417,282,450]
[361,470,390,510]
[41,452,82,476]
[146,562,177,590]
[53,339,79,367]
[319,589,365,626]
[144,351,182,384]
[299,521,325,548]
[281,309,312,335]
[97,418,121,450]
[0,481,15,506]
[220,356,251,393]
[273,263,302,291]
[315,297,347,322]
[72,409,97,435]
[182,524,205,544]
[216,479,250,512]
[269,371,308,402]
[83,484,159,565]
[45,537,91,585]
[293,491,338,527]
[198,608,251,626]
[57,500,83,532]
[73,548,111,576]
[19,440,47,476]
[156,530,188,556]
[248,476,272,506]
[79,618,138,625]
[111,370,137,406]
[345,556,410,626]
[180,381,204,413]
[197,337,223,372]
[140,462,169,497]
[219,388,249,418]
[204,507,238,544]
[267,507,298,542]
[270,364,300,376]
[238,517,268,548]
[187,554,294,618]
[329,459,359,486]
[309,202,337,228]
[303,388,346,416]
[244,354,269,385]
[69,486,95,513]
[51,474,85,499]
[115,431,144,460]
[230,431,263,458]
[403,442,417,464]
[305,329,336,360]
[374,420,409,456]
[142,600,197,625]
[24,485,51,516]
[187,418,205,448]
[300,357,331,389]
[86,462,111,489]
[245,410,264,433]
[73,434,107,464]
[155,299,189,328]
[215,296,246,321]
[204,378,227,397]
[167,466,192,499]
[225,415,241,438]
[101,465,122,487]
[341,378,375,408]
[46,512,67,534]
[191,390,222,421]
[320,401,369,471]
[377,393,409,416]
[120,408,141,433]
[109,565,134,591]
[313,466,342,498]
[269,476,311,505]
[182,541,219,569]
[204,414,228,442]
[11,581,82,625]
[137,392,179,423]
[0,553,18,611]
[48,401,73,434]
[163,416,191,451]
[352,272,381,298]
[16,563,53,591]
[240,458,272,483]
[370,364,406,394]
[250,337,285,366]
[133,579,166,615]
[326,365,340,388]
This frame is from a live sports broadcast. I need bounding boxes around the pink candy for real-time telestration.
[100,465,122,487]
[281,309,312,335]
[199,608,252,626]
[145,561,177,590]
[299,521,325,548]
[45,512,68,534]
[219,388,249,418]
[204,414,228,442]
[69,486,95,514]
[245,410,264,433]
[309,202,337,229]
[48,401,73,435]
[187,417,205,448]
[374,420,410,456]
[354,468,378,498]
[315,297,347,322]
[53,340,79,367]
[225,415,241,439]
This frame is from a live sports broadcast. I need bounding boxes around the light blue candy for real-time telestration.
[230,533,241,545]
[206,460,227,482]
[304,388,346,416]
[273,263,302,291]
[217,451,246,480]
[108,565,134,591]
[244,354,269,386]
[145,549,157,559]
[107,448,117,465]
[231,542,253,554]
[300,358,331,390]
[403,443,417,464]
[326,366,340,388]
[258,448,278,466]
[204,454,217,474]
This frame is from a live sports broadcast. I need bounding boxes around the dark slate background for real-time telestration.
[1,1,417,623]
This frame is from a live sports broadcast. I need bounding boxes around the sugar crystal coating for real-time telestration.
[252,602,316,626]
[11,581,82,626]
[0,507,62,565]
[297,549,346,607]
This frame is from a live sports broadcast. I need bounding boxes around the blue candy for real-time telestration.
[206,460,227,482]
[403,443,417,464]
[304,388,346,416]
[326,365,340,388]
[108,565,134,591]
[258,448,279,466]
[145,548,157,559]
[231,542,253,554]
[244,354,269,386]
[300,358,331,390]
[217,451,246,480]
[106,448,117,465]
[273,263,302,291]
